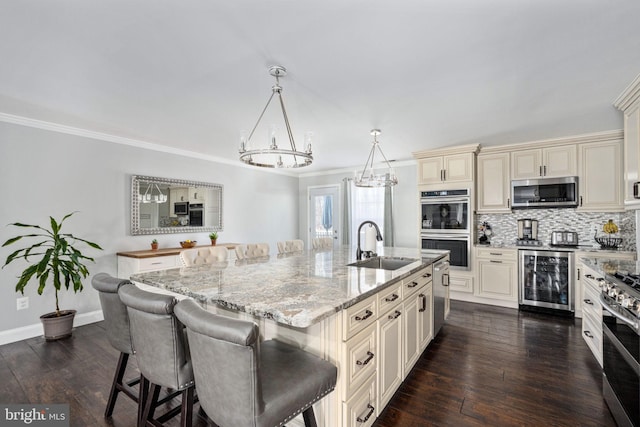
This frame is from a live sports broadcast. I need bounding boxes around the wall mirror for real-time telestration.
[130,175,223,235]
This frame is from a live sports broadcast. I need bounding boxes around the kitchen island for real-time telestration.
[131,245,449,427]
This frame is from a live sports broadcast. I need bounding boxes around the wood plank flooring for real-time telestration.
[0,300,615,426]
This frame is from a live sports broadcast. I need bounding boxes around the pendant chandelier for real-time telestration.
[354,129,399,187]
[138,182,167,203]
[239,65,313,168]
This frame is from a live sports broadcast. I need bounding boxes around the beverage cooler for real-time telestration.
[518,249,574,314]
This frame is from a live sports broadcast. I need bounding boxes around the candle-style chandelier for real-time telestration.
[354,129,398,187]
[239,65,313,168]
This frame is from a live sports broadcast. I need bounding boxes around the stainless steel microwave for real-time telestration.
[511,176,578,209]
[174,202,189,215]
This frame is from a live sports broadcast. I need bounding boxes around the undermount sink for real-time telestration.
[347,256,418,271]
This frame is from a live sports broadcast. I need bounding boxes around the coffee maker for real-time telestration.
[517,218,540,246]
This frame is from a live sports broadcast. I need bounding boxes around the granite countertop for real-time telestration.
[474,242,635,255]
[131,246,448,329]
[581,256,640,277]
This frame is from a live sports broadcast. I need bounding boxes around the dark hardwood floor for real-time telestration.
[0,300,615,427]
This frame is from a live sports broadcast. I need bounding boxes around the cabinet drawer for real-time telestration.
[343,297,377,341]
[449,274,473,293]
[343,324,377,398]
[343,374,377,427]
[138,256,177,272]
[582,311,602,367]
[476,247,517,261]
[582,282,602,319]
[403,266,433,298]
[377,283,402,314]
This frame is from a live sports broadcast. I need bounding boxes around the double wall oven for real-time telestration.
[420,189,471,270]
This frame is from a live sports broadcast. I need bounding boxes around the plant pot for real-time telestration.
[151,243,158,250]
[40,310,76,341]
[211,239,217,246]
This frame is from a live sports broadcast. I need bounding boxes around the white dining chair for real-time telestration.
[312,237,333,250]
[277,239,304,254]
[180,246,228,266]
[235,243,270,260]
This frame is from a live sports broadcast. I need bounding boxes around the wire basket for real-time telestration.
[594,236,622,249]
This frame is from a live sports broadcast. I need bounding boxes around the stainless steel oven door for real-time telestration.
[601,297,639,427]
[421,234,470,270]
[420,196,470,234]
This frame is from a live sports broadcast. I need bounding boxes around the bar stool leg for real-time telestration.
[302,407,318,427]
[180,387,194,427]
[105,352,129,417]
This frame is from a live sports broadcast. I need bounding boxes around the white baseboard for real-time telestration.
[0,310,104,346]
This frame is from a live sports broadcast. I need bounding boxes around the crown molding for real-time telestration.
[477,129,624,155]
[0,112,299,177]
[613,72,640,112]
[412,143,480,159]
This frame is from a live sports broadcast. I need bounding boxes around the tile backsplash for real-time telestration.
[476,209,636,251]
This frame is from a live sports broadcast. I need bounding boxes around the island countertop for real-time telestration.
[130,245,448,328]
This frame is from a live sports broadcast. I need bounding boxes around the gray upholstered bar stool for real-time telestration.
[91,273,140,418]
[174,298,337,427]
[118,284,196,427]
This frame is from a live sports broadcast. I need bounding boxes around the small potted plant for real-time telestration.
[151,239,158,250]
[2,212,102,341]
[209,232,218,246]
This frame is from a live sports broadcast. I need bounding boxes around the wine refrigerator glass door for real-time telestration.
[518,249,574,313]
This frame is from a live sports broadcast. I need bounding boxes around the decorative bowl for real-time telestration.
[595,236,622,250]
[180,241,197,248]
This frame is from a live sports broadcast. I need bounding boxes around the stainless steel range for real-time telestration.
[600,270,640,427]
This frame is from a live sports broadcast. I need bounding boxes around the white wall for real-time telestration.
[297,163,420,249]
[0,121,299,340]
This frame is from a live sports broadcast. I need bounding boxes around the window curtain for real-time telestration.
[383,183,395,246]
[342,178,352,245]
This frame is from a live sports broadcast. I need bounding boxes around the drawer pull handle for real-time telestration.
[584,330,594,338]
[388,310,402,320]
[355,310,373,321]
[356,351,374,366]
[489,252,502,256]
[419,293,427,312]
[151,262,163,265]
[408,281,419,288]
[489,260,502,264]
[384,294,399,302]
[585,274,594,279]
[356,404,375,423]
[583,299,593,305]
[422,273,432,278]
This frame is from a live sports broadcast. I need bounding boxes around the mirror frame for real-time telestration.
[130,175,224,235]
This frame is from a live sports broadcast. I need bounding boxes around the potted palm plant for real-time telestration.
[2,212,102,341]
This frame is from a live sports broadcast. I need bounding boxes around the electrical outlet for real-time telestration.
[16,296,29,310]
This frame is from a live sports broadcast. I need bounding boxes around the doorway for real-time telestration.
[308,185,340,249]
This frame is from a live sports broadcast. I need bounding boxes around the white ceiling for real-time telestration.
[2,0,640,173]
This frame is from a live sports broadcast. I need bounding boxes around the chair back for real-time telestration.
[91,272,134,354]
[235,243,270,259]
[118,284,193,390]
[312,237,333,250]
[175,299,262,427]
[180,246,228,266]
[276,239,304,254]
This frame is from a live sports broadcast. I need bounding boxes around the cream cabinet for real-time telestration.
[118,254,178,281]
[418,152,474,185]
[376,302,403,411]
[170,187,189,215]
[614,73,640,208]
[475,247,518,301]
[580,264,604,367]
[477,152,510,212]
[511,145,576,179]
[189,187,206,203]
[577,139,623,212]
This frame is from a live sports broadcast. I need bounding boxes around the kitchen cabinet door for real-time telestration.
[402,293,421,377]
[475,248,517,301]
[577,140,623,212]
[417,285,433,351]
[376,305,403,411]
[477,152,510,212]
[511,145,576,179]
[417,153,474,184]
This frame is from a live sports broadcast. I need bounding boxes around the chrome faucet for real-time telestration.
[356,221,383,260]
